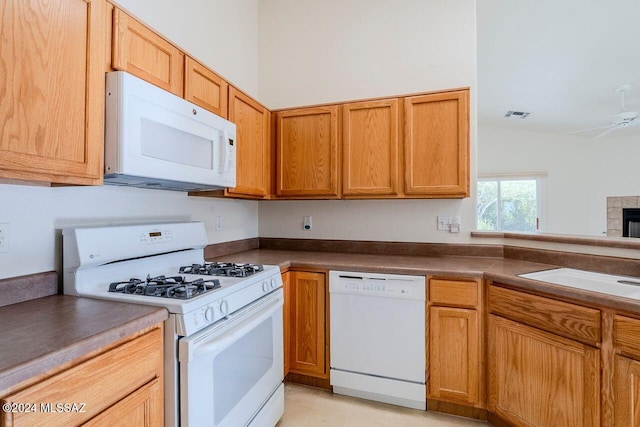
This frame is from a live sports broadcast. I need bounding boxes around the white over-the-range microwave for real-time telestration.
[104,71,236,191]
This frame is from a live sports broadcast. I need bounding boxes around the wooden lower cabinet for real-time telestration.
[427,278,482,410]
[614,355,640,426]
[429,306,479,405]
[82,378,162,427]
[488,315,600,427]
[282,271,291,377]
[0,327,163,427]
[288,271,328,378]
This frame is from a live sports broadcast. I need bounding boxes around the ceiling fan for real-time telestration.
[567,83,640,138]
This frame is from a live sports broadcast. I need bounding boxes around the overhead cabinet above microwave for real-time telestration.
[104,71,237,192]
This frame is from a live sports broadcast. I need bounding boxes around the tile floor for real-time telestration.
[277,383,488,427]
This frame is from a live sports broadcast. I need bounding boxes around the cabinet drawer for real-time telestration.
[429,279,479,307]
[489,285,601,345]
[1,328,163,426]
[615,315,640,359]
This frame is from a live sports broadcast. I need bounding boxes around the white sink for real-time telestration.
[518,268,640,300]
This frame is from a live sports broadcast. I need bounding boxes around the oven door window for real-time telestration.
[179,292,283,427]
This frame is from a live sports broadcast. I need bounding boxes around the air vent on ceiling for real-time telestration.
[505,111,530,119]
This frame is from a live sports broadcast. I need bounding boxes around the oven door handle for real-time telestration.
[179,291,283,362]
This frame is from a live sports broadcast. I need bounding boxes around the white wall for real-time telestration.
[589,133,640,235]
[258,0,476,109]
[0,185,257,279]
[477,126,595,235]
[0,0,261,280]
[478,126,640,237]
[257,0,478,243]
[114,0,260,97]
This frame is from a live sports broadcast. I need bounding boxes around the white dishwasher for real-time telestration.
[329,270,426,410]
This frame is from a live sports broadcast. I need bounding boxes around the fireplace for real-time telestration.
[623,208,640,238]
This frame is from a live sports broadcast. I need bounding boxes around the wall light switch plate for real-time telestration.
[215,216,222,231]
[437,216,451,231]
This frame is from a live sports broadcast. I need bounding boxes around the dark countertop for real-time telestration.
[216,249,640,315]
[0,295,168,394]
[3,247,638,396]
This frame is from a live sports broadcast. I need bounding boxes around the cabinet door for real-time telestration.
[289,271,327,377]
[342,99,400,197]
[0,328,163,426]
[404,90,469,197]
[82,378,163,427]
[276,107,340,198]
[0,0,105,185]
[112,8,184,96]
[184,57,228,118]
[429,307,479,405]
[226,88,271,198]
[282,272,291,377]
[614,355,640,426]
[488,315,600,427]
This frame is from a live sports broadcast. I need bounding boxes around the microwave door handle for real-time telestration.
[217,129,227,174]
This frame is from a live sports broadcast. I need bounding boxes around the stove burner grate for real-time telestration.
[179,262,264,277]
[108,275,221,299]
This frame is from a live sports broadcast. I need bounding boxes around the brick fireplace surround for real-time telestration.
[607,196,640,237]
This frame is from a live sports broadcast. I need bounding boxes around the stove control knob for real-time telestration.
[204,306,214,322]
[270,277,277,290]
[262,281,269,293]
[219,300,229,315]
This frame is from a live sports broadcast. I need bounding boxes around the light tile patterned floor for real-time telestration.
[278,383,489,427]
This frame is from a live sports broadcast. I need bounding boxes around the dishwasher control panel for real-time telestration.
[329,270,425,300]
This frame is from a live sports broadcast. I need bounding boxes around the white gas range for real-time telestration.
[62,222,284,427]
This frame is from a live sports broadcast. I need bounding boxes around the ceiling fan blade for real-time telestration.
[564,125,611,135]
[594,125,620,138]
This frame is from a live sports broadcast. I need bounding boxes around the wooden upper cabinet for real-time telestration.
[404,90,469,197]
[184,57,228,118]
[276,106,340,198]
[226,88,271,198]
[112,8,184,96]
[0,0,106,185]
[342,99,400,197]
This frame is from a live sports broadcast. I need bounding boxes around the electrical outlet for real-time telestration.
[0,223,8,253]
[303,216,312,231]
[215,216,222,231]
[450,216,461,233]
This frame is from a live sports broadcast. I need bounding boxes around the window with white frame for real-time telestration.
[477,174,546,232]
